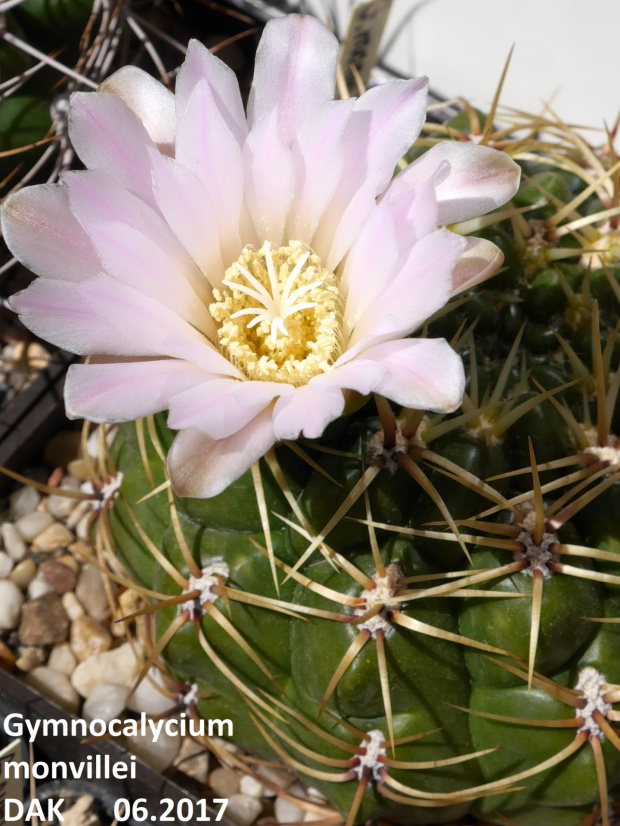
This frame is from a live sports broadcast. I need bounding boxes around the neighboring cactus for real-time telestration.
[97,108,620,826]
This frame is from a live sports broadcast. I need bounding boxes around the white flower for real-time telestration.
[2,15,520,497]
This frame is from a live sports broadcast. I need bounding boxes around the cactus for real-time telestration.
[91,104,620,826]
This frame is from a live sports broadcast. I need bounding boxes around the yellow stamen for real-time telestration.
[210,241,344,385]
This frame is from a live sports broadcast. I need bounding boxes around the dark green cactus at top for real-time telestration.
[102,110,620,826]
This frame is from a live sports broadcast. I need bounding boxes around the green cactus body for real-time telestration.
[101,118,620,826]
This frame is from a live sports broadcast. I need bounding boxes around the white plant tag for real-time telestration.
[338,0,394,96]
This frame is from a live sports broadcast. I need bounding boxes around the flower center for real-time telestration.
[209,241,344,385]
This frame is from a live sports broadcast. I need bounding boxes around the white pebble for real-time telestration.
[125,667,177,716]
[83,683,130,723]
[24,667,80,713]
[75,513,92,542]
[125,721,180,772]
[239,775,264,799]
[47,643,77,675]
[66,500,92,530]
[226,794,262,826]
[0,551,14,579]
[1,523,27,562]
[275,797,306,824]
[256,764,294,793]
[27,574,54,600]
[0,580,24,629]
[71,641,142,697]
[15,511,54,542]
[62,591,85,621]
[10,486,41,520]
[31,522,74,553]
[209,767,240,797]
[75,565,110,621]
[47,479,82,519]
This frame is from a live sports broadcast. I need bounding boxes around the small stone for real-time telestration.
[48,643,77,675]
[83,682,130,723]
[67,458,91,482]
[125,721,180,772]
[209,767,240,798]
[67,540,92,562]
[27,573,55,600]
[10,485,41,520]
[57,794,98,826]
[0,551,14,579]
[15,645,47,672]
[19,592,69,645]
[46,485,82,520]
[174,737,209,784]
[0,580,24,629]
[25,666,80,713]
[75,513,92,542]
[75,565,110,621]
[1,523,27,562]
[71,641,142,697]
[44,431,83,470]
[25,342,51,370]
[66,501,92,531]
[31,522,74,553]
[256,765,294,794]
[275,797,305,824]
[125,667,177,715]
[240,775,264,799]
[62,591,85,621]
[14,511,54,543]
[57,554,79,573]
[226,794,263,826]
[9,558,37,589]
[0,639,17,672]
[70,616,112,662]
[40,559,77,593]
[303,812,326,822]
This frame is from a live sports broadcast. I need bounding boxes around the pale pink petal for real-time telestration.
[396,142,521,225]
[272,360,385,440]
[68,92,157,207]
[247,15,339,146]
[451,236,504,296]
[149,150,225,287]
[360,338,465,412]
[85,221,216,338]
[378,171,440,244]
[64,170,214,332]
[76,275,240,376]
[314,77,428,267]
[9,279,144,356]
[167,408,277,498]
[0,184,100,282]
[272,384,346,440]
[168,379,292,438]
[339,205,399,329]
[175,79,244,264]
[287,99,355,243]
[345,229,466,350]
[338,174,442,323]
[243,110,295,245]
[321,180,381,272]
[99,66,176,153]
[175,39,247,147]
[65,360,208,421]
